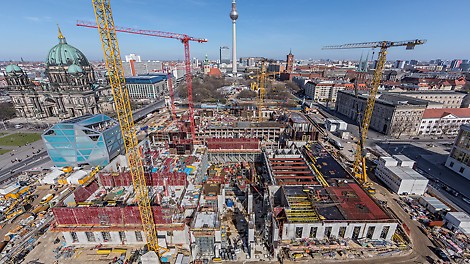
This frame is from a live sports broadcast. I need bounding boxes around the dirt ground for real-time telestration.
[23,230,141,264]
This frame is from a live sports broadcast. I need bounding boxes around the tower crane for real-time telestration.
[322,39,426,191]
[89,0,166,254]
[248,60,280,121]
[77,20,208,141]
[167,73,177,121]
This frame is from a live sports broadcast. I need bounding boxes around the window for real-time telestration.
[339,226,347,238]
[119,231,126,242]
[295,227,303,238]
[135,231,143,242]
[309,227,318,238]
[449,162,454,167]
[380,226,390,239]
[101,232,111,242]
[366,226,375,239]
[85,232,95,242]
[324,227,332,238]
[71,232,79,243]
[459,167,465,173]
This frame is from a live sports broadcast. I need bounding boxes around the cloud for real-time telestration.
[23,16,52,22]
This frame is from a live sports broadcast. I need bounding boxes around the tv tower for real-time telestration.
[230,0,238,77]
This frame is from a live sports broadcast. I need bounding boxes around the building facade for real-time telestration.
[125,75,168,100]
[5,28,111,119]
[387,91,466,108]
[418,108,470,136]
[336,91,427,137]
[42,114,123,167]
[445,124,470,180]
[286,51,294,73]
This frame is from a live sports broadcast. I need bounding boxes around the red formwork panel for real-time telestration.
[53,207,78,225]
[55,206,178,226]
[73,207,100,225]
[207,138,259,150]
[74,181,98,203]
[123,206,142,225]
[99,173,115,187]
[152,206,171,224]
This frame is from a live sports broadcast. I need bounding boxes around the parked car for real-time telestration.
[435,248,450,262]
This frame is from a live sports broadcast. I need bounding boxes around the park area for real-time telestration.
[0,133,41,147]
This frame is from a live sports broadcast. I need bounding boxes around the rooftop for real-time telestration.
[422,108,470,119]
[125,75,167,84]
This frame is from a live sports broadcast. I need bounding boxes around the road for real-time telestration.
[0,151,50,181]
[372,184,438,263]
[379,142,470,214]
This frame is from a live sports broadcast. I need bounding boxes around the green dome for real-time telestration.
[46,28,90,67]
[5,64,23,74]
[67,64,83,74]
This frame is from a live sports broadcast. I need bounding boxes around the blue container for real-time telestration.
[226,199,234,207]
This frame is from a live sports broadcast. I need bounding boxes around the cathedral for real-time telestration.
[4,27,111,119]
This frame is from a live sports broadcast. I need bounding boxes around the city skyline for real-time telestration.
[0,0,469,62]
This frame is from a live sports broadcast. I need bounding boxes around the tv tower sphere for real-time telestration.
[230,1,238,21]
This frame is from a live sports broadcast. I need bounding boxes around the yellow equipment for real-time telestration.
[248,60,279,121]
[323,39,426,190]
[90,0,165,254]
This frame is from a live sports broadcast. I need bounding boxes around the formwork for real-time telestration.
[328,183,389,220]
[52,206,174,226]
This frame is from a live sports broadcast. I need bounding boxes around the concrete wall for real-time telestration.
[281,222,397,241]
[61,228,190,248]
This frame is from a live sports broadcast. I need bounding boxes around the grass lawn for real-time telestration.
[0,133,41,147]
[0,148,10,155]
[0,132,6,137]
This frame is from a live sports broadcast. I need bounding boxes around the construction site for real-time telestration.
[4,1,464,264]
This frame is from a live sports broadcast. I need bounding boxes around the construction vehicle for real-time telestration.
[323,39,426,194]
[77,20,207,141]
[87,0,167,255]
[40,194,54,204]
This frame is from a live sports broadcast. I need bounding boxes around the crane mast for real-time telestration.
[77,20,207,141]
[91,0,163,253]
[323,39,425,185]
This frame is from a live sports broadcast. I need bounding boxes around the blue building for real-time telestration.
[42,114,124,167]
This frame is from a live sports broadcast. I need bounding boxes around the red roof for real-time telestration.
[208,68,222,77]
[422,108,470,119]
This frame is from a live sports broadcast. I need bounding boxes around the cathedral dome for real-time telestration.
[46,27,90,67]
[67,64,83,74]
[5,64,23,75]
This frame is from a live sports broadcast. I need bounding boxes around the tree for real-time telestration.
[237,89,257,99]
[266,84,289,100]
[285,80,301,93]
[0,103,16,121]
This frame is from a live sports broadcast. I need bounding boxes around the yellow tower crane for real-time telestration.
[90,0,166,254]
[323,39,426,192]
[249,60,280,121]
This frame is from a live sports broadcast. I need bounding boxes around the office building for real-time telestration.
[418,108,470,136]
[336,90,429,136]
[445,124,470,180]
[42,114,124,167]
[125,75,168,100]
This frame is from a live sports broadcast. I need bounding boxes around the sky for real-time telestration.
[0,0,469,62]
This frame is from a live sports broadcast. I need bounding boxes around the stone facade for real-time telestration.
[4,28,112,120]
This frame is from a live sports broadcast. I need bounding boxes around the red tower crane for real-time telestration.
[167,73,177,121]
[77,20,207,140]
